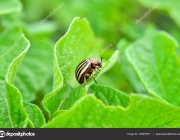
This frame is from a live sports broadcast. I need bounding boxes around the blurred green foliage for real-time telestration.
[1,0,180,128]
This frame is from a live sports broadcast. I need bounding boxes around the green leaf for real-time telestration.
[53,17,102,89]
[89,84,129,108]
[58,86,87,110]
[42,84,86,118]
[117,39,146,93]
[14,36,53,101]
[0,0,22,15]
[42,17,103,118]
[126,31,180,106]
[42,85,70,119]
[53,110,67,118]
[24,102,46,128]
[42,50,118,118]
[43,94,180,128]
[0,27,30,128]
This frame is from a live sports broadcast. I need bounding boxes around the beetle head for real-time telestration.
[97,57,102,67]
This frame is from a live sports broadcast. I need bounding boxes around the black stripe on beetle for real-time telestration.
[75,57,102,85]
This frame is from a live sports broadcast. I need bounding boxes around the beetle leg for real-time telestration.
[84,73,90,85]
[95,68,100,72]
[84,75,86,85]
[92,73,97,84]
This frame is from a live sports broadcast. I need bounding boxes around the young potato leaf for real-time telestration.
[58,50,119,110]
[58,86,87,110]
[42,84,87,119]
[89,84,129,108]
[24,102,46,128]
[53,110,67,118]
[117,39,146,93]
[53,17,102,89]
[42,85,70,119]
[14,36,53,102]
[1,28,46,128]
[42,17,103,118]
[0,27,30,128]
[126,31,180,106]
[0,0,22,15]
[42,50,118,118]
[43,94,180,128]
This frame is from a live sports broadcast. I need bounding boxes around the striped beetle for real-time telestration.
[75,57,102,85]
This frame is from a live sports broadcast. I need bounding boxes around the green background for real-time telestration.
[0,0,180,128]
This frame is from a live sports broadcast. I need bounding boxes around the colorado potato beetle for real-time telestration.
[75,57,102,85]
